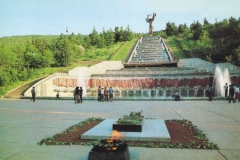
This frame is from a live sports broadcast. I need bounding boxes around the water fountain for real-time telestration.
[213,65,231,97]
[77,68,87,96]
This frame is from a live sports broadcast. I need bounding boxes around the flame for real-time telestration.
[108,130,125,142]
[105,130,125,151]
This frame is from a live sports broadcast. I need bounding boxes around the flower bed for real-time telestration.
[113,111,143,132]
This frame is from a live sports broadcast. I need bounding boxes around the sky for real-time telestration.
[1,0,240,37]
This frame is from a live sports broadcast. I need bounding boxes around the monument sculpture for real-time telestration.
[146,12,156,36]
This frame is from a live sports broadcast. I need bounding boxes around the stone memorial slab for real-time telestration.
[81,119,171,142]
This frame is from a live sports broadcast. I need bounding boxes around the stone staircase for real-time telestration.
[123,36,176,67]
[132,36,168,63]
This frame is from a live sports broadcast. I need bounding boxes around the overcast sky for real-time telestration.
[1,0,240,37]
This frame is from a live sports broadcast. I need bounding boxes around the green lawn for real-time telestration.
[110,38,137,60]
[166,37,188,58]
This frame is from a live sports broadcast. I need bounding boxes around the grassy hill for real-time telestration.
[0,35,139,97]
[164,36,189,59]
[0,35,185,97]
[109,38,138,60]
[0,35,59,46]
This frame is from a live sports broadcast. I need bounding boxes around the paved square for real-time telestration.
[0,99,240,160]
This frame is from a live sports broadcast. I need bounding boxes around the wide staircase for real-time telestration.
[132,36,169,63]
[123,36,176,67]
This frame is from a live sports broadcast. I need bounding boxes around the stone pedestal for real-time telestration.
[88,145,130,160]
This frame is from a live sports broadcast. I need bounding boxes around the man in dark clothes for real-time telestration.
[228,85,235,103]
[31,87,35,102]
[224,83,228,98]
[208,86,213,101]
[98,86,101,102]
[79,87,83,103]
[74,87,80,103]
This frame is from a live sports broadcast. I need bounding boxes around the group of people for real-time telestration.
[98,86,114,102]
[31,83,239,103]
[224,83,240,103]
[31,86,114,103]
[68,86,115,103]
[73,86,83,103]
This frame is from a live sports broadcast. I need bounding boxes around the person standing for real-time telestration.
[73,87,77,101]
[100,88,104,102]
[79,87,83,103]
[224,83,228,98]
[235,85,240,102]
[104,87,109,102]
[228,85,235,103]
[109,87,114,102]
[227,84,231,100]
[56,92,60,100]
[31,87,36,102]
[98,86,101,102]
[208,86,213,101]
[74,87,80,103]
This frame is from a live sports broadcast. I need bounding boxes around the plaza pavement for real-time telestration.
[0,98,240,160]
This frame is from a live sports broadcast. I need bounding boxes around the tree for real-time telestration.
[165,22,178,35]
[233,46,240,65]
[76,33,84,45]
[83,36,91,49]
[0,47,19,84]
[114,26,121,42]
[24,42,38,68]
[122,25,134,41]
[203,18,209,26]
[41,50,55,67]
[55,36,71,66]
[195,30,214,61]
[89,27,101,47]
[32,39,47,54]
[98,34,106,48]
[69,33,76,42]
[190,21,202,39]
[198,30,213,47]
[178,24,185,34]
[104,29,115,46]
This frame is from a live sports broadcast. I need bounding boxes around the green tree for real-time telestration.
[89,27,101,47]
[32,39,47,54]
[83,36,91,49]
[165,22,178,35]
[55,36,72,66]
[198,30,213,47]
[232,46,240,65]
[195,30,214,61]
[24,42,38,68]
[76,33,84,45]
[98,34,106,48]
[178,24,185,34]
[122,25,134,41]
[104,29,115,46]
[41,50,55,67]
[69,33,76,42]
[190,20,202,39]
[0,47,19,84]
